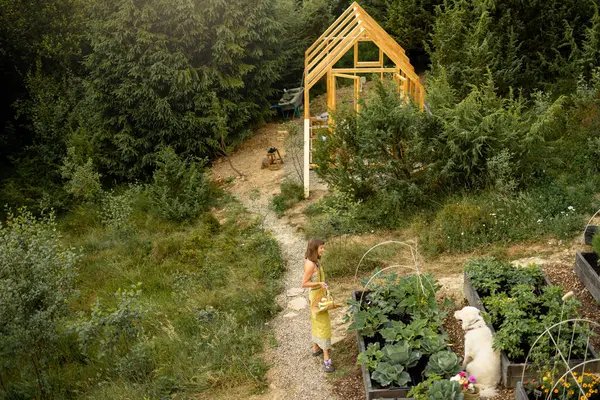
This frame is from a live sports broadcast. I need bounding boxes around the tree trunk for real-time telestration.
[220,137,245,178]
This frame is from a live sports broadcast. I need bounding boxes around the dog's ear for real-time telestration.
[454,309,463,321]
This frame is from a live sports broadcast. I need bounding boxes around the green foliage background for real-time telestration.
[3,0,600,396]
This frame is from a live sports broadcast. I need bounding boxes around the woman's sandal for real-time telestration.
[312,348,323,357]
[323,359,335,373]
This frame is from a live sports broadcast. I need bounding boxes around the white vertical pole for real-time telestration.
[303,118,310,199]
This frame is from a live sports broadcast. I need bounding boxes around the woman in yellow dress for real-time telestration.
[301,238,335,373]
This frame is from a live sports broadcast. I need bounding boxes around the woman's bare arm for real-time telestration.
[302,259,324,289]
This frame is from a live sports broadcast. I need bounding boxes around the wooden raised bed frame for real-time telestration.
[514,382,528,400]
[352,290,415,400]
[463,272,599,388]
[574,252,600,303]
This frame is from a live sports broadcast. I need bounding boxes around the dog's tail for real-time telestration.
[479,387,499,399]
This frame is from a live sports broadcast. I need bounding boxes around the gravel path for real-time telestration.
[246,197,338,400]
[211,123,338,399]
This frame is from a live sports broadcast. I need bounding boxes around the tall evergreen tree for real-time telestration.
[80,0,286,180]
[428,0,595,99]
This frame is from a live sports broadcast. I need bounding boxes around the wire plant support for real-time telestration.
[353,239,437,306]
[520,314,600,399]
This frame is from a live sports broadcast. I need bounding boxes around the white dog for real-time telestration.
[454,306,500,398]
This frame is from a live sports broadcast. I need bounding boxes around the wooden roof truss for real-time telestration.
[302,2,424,198]
[303,1,424,119]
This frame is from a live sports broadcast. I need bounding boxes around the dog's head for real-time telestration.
[454,306,483,331]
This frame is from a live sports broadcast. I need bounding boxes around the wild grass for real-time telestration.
[307,178,600,256]
[46,193,285,399]
[322,237,404,279]
[270,179,305,217]
[419,178,600,254]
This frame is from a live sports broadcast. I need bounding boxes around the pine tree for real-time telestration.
[80,0,286,180]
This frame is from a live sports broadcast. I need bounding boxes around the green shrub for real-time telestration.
[147,148,212,222]
[100,184,142,232]
[0,208,80,398]
[60,147,103,202]
[70,283,149,361]
[304,190,367,238]
[270,180,304,217]
[313,80,438,204]
[421,179,599,254]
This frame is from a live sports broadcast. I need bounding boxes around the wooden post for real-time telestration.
[327,70,334,111]
[354,78,360,112]
[379,48,384,80]
[304,87,310,199]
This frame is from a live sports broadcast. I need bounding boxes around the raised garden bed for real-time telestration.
[463,269,599,388]
[517,372,600,399]
[514,382,527,400]
[353,290,415,400]
[574,252,600,303]
[350,274,460,400]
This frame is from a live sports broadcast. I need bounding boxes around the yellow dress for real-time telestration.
[309,263,332,349]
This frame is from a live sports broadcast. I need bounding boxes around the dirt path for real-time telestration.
[211,122,339,400]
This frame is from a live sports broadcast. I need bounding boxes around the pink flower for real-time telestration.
[459,371,466,377]
[468,376,476,383]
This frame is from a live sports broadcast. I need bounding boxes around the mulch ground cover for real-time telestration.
[332,260,600,400]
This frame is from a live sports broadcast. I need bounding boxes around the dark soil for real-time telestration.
[543,262,600,351]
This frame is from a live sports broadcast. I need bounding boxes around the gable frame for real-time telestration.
[302,2,424,198]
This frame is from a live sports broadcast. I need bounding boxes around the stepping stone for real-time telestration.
[288,297,307,311]
[286,288,304,297]
[283,312,298,318]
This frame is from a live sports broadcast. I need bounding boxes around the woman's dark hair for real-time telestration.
[305,238,325,263]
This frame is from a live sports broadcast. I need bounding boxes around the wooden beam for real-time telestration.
[356,61,383,67]
[333,73,360,80]
[379,48,384,80]
[332,72,337,111]
[331,67,396,73]
[306,2,357,57]
[306,11,358,68]
[307,17,360,74]
[353,42,358,68]
[354,78,360,112]
[327,70,334,111]
[304,85,310,119]
[306,25,364,88]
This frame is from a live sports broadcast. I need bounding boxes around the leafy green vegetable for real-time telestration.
[382,341,422,368]
[427,379,464,400]
[423,350,462,377]
[371,361,411,387]
[420,334,448,355]
[357,342,383,371]
[348,307,390,337]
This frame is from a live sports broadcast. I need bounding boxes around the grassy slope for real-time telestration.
[55,194,284,399]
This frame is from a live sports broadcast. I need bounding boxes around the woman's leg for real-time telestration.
[322,349,335,372]
[313,343,320,353]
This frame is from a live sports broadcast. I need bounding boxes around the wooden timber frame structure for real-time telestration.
[302,2,424,198]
